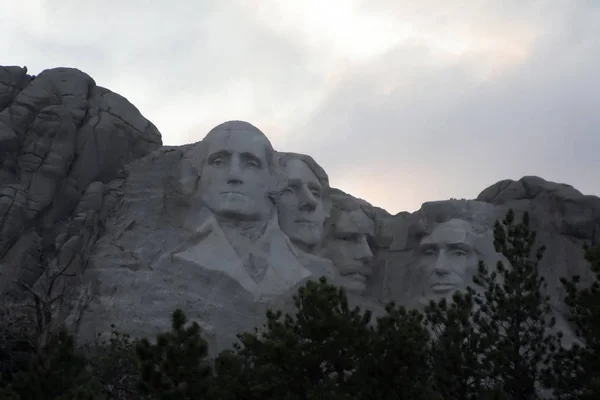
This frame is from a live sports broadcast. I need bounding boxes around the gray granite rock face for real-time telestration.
[0,66,161,308]
[475,176,600,316]
[384,200,503,309]
[382,180,600,344]
[72,117,598,354]
[1,65,598,355]
[73,122,368,354]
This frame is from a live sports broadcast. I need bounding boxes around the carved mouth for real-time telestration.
[341,272,368,282]
[222,191,245,196]
[430,283,459,293]
[295,219,318,225]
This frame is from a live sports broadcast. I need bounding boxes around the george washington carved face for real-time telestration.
[198,121,275,221]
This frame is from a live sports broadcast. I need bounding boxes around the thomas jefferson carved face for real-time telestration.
[199,122,274,221]
[416,218,481,301]
[324,208,375,294]
[277,158,327,252]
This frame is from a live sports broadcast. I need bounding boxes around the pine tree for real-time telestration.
[214,277,373,399]
[88,327,144,399]
[364,303,437,400]
[211,348,251,400]
[424,292,488,400]
[424,210,558,399]
[10,326,104,399]
[546,244,600,399]
[135,309,212,400]
[0,384,20,400]
[469,209,558,399]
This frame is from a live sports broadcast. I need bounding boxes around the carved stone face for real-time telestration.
[199,127,273,221]
[324,209,374,294]
[416,218,480,301]
[277,158,327,252]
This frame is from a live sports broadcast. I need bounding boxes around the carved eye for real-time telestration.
[213,158,224,166]
[246,159,259,168]
[452,250,467,256]
[338,234,359,243]
[421,248,436,256]
[311,190,321,199]
[283,186,295,195]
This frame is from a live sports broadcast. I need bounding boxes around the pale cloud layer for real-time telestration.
[2,0,599,213]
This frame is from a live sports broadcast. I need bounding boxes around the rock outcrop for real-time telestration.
[476,176,600,311]
[0,66,161,310]
[73,123,388,354]
[1,65,598,355]
[382,177,600,345]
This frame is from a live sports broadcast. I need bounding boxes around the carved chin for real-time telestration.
[215,200,261,220]
[290,234,320,250]
[290,224,322,245]
[340,277,367,294]
[336,260,369,276]
[421,287,459,302]
[217,199,250,214]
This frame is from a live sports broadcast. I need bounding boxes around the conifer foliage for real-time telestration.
[10,327,103,399]
[547,243,600,399]
[364,303,435,400]
[425,292,488,400]
[135,309,212,400]
[425,209,559,399]
[1,210,600,399]
[215,277,373,399]
[213,277,436,400]
[467,210,558,398]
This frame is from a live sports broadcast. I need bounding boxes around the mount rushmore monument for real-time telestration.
[1,66,599,353]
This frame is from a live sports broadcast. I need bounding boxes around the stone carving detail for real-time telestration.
[322,194,376,294]
[2,72,594,355]
[197,120,277,223]
[171,121,314,298]
[275,152,331,254]
[383,201,503,308]
[408,218,497,304]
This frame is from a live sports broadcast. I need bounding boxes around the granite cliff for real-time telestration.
[1,66,598,354]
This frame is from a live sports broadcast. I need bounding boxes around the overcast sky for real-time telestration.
[3,0,599,214]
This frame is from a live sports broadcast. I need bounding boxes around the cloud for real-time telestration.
[2,1,323,144]
[278,1,600,213]
[2,0,599,214]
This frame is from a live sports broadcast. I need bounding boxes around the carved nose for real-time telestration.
[227,176,243,185]
[433,251,450,275]
[355,236,373,264]
[299,187,317,211]
[227,158,243,185]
